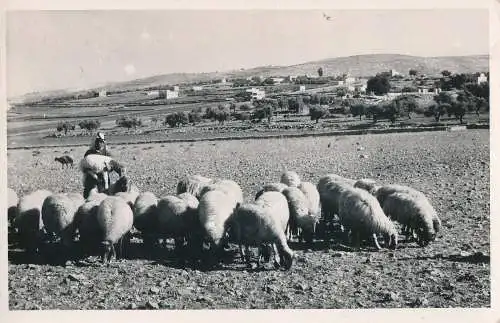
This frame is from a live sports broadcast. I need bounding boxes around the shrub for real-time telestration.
[165,112,190,127]
[116,116,142,129]
[350,104,368,120]
[239,103,252,111]
[188,111,202,125]
[309,105,329,123]
[367,75,391,95]
[56,121,76,134]
[78,119,101,131]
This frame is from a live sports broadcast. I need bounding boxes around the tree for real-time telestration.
[239,103,252,111]
[336,88,347,98]
[150,116,159,127]
[366,75,391,96]
[56,121,76,134]
[433,91,453,105]
[350,104,367,120]
[409,69,418,77]
[394,95,418,119]
[441,70,452,77]
[309,105,328,123]
[317,67,324,77]
[116,116,142,129]
[78,119,101,132]
[188,111,202,125]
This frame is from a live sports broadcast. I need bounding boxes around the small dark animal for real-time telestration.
[55,155,74,168]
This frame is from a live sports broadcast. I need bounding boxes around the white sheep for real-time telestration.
[197,189,239,263]
[132,192,159,248]
[317,175,354,223]
[280,170,301,187]
[96,196,134,265]
[14,189,53,252]
[114,190,140,209]
[254,182,288,200]
[380,191,438,246]
[8,187,18,227]
[73,193,109,257]
[156,193,199,252]
[337,187,398,250]
[254,191,291,266]
[365,183,442,237]
[282,187,319,244]
[298,181,321,218]
[199,179,244,204]
[80,154,126,190]
[176,174,214,199]
[41,192,85,247]
[225,202,295,270]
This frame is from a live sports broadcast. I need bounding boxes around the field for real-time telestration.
[7,129,490,309]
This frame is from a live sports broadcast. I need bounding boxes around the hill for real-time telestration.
[11,53,489,103]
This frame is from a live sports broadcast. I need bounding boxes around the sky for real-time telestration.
[6,9,489,98]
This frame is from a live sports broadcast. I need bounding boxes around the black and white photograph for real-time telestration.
[2,0,497,319]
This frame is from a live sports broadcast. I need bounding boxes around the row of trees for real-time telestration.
[56,120,101,134]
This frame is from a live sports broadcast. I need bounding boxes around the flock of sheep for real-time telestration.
[7,153,442,271]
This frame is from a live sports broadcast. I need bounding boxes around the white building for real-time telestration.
[147,90,159,97]
[477,73,488,85]
[344,77,356,84]
[220,78,227,84]
[173,85,180,92]
[246,88,266,100]
[298,85,306,92]
[192,86,203,91]
[390,69,400,77]
[158,90,179,99]
[99,90,108,97]
[271,77,285,84]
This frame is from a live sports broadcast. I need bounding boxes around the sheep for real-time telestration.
[298,181,321,218]
[178,192,199,209]
[380,191,438,246]
[317,174,354,223]
[8,187,18,227]
[282,187,319,244]
[225,201,295,270]
[363,183,442,237]
[197,189,240,265]
[280,171,301,187]
[176,174,214,199]
[156,193,200,255]
[199,179,244,205]
[80,154,126,191]
[337,187,398,250]
[254,191,292,266]
[41,192,85,248]
[96,196,134,265]
[14,189,53,252]
[254,182,288,200]
[73,193,109,257]
[107,175,139,196]
[133,192,159,248]
[54,155,74,168]
[353,178,379,195]
[114,190,140,209]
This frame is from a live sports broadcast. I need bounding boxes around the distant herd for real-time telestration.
[7,153,441,270]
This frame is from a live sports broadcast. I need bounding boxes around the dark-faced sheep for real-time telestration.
[54,155,74,168]
[282,187,319,245]
[8,188,18,228]
[254,182,288,200]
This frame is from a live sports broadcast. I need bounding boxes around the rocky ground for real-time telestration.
[7,129,490,309]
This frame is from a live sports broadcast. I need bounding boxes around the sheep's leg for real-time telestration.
[372,233,382,250]
[272,243,281,269]
[244,245,252,268]
[238,243,246,264]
